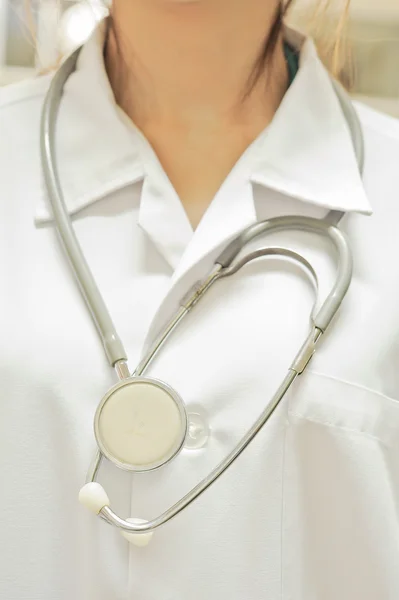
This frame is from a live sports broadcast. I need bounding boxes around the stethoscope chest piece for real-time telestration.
[94,377,188,472]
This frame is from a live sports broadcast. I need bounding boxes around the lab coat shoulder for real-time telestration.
[0,73,50,112]
[354,99,399,142]
[356,100,399,188]
[0,75,51,214]
[0,74,51,158]
[328,101,399,398]
[354,100,399,216]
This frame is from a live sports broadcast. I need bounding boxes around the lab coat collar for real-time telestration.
[34,19,372,229]
[34,19,146,224]
[249,26,371,216]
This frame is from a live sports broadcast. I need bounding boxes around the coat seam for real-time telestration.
[280,416,289,600]
[306,368,399,405]
[287,411,393,448]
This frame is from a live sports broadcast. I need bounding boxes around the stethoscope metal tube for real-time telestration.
[40,42,363,540]
[41,47,127,367]
[216,216,352,331]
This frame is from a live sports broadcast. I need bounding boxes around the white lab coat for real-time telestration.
[1,19,399,600]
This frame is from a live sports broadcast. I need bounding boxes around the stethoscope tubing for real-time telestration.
[40,43,363,535]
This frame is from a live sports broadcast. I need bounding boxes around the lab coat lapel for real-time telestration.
[172,177,256,283]
[140,177,257,355]
[136,154,193,272]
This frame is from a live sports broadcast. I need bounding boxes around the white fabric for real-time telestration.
[1,18,399,600]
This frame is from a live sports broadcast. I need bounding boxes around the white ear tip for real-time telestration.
[121,518,154,547]
[79,482,110,514]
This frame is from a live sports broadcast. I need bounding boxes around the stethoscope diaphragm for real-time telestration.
[94,377,187,472]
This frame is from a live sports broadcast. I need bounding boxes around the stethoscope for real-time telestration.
[40,44,364,546]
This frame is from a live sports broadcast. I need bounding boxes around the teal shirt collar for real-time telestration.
[284,43,299,86]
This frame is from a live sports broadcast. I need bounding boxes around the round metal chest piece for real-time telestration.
[94,377,187,472]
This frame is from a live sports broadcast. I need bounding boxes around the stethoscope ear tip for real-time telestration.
[120,518,154,547]
[79,482,110,514]
[79,482,153,546]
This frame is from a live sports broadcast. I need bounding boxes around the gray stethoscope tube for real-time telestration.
[41,45,363,539]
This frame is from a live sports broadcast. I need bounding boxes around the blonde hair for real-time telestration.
[288,0,352,84]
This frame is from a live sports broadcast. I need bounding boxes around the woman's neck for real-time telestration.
[104,0,288,228]
[105,0,286,129]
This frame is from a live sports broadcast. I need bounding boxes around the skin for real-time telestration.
[105,0,288,228]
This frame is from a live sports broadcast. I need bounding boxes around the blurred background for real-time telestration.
[0,0,398,117]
